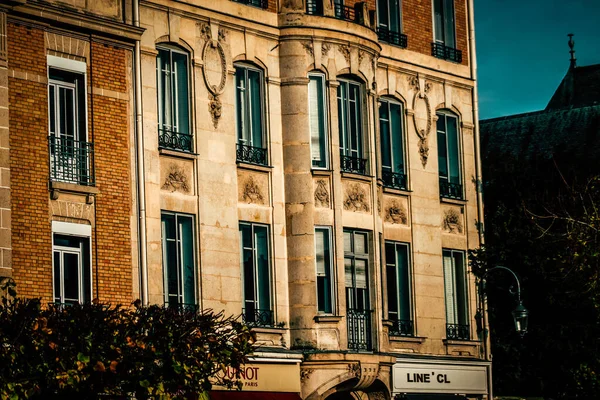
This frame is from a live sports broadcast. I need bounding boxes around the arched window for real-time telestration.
[338,77,367,175]
[436,110,462,199]
[235,63,267,166]
[379,97,406,190]
[156,45,191,152]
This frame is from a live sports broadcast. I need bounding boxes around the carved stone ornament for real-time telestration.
[338,44,351,64]
[218,27,227,42]
[321,42,332,57]
[344,183,369,213]
[443,208,463,234]
[202,40,227,96]
[358,49,365,65]
[314,179,330,208]
[347,363,361,378]
[162,164,190,193]
[300,368,314,382]
[199,22,211,41]
[409,75,433,168]
[242,176,264,204]
[385,200,407,225]
[208,93,222,128]
[302,40,314,57]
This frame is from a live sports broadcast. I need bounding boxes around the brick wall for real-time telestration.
[90,42,132,305]
[8,22,52,300]
[8,22,133,304]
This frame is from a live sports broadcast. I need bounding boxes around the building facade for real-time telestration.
[1,0,488,399]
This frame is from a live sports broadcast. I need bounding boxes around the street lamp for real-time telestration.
[478,266,529,337]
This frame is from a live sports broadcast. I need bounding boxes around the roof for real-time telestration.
[546,64,600,109]
[480,105,600,167]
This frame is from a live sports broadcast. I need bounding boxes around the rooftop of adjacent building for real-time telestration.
[480,35,600,164]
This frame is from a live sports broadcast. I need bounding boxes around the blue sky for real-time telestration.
[475,0,600,120]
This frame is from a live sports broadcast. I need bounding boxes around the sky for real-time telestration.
[475,0,600,120]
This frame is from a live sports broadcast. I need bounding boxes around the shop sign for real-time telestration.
[392,361,488,394]
[215,362,301,393]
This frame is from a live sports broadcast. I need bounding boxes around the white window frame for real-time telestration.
[51,221,92,304]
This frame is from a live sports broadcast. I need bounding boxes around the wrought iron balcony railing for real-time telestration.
[236,143,268,166]
[242,308,275,328]
[347,309,372,351]
[231,0,268,9]
[389,319,414,337]
[334,4,356,22]
[439,179,463,199]
[306,0,323,15]
[340,155,367,175]
[158,128,193,152]
[377,27,408,48]
[431,42,463,63]
[382,170,407,190]
[446,323,470,340]
[48,135,95,186]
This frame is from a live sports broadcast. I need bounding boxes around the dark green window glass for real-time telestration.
[240,223,272,325]
[338,80,363,159]
[443,249,469,326]
[161,212,196,308]
[315,227,333,313]
[433,0,456,48]
[156,47,190,135]
[236,65,265,149]
[309,74,328,168]
[385,241,411,322]
[379,99,405,175]
[53,234,91,304]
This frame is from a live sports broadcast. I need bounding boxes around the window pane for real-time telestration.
[433,0,444,42]
[315,229,326,276]
[355,259,367,289]
[81,238,91,304]
[162,213,176,240]
[157,49,172,131]
[173,51,189,134]
[379,101,392,170]
[315,228,332,313]
[390,102,404,173]
[337,83,347,155]
[443,0,456,48]
[180,216,195,306]
[437,117,448,179]
[248,69,263,148]
[389,0,401,33]
[255,225,270,311]
[63,252,80,303]
[385,243,398,320]
[446,115,460,184]
[377,0,389,28]
[236,68,246,142]
[396,244,411,320]
[344,231,352,252]
[166,240,179,305]
[355,232,367,255]
[453,251,468,325]
[49,85,56,135]
[53,251,61,302]
[345,258,353,287]
[349,84,360,156]
[309,75,327,168]
[443,251,457,324]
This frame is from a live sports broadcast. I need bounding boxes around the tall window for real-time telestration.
[161,212,196,309]
[48,60,93,186]
[385,241,413,336]
[52,222,91,305]
[338,79,366,174]
[315,227,334,314]
[235,64,267,165]
[437,111,462,199]
[344,229,371,350]
[379,99,406,190]
[443,249,469,340]
[432,0,462,62]
[156,46,191,152]
[377,0,407,47]
[240,223,272,326]
[309,73,328,169]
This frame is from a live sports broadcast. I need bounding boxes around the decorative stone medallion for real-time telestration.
[314,179,330,208]
[202,38,227,128]
[162,164,190,193]
[443,207,464,234]
[385,200,408,225]
[409,75,433,167]
[343,183,370,213]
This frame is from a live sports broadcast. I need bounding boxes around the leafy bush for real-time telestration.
[0,279,254,399]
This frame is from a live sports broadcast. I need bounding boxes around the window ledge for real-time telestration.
[50,181,99,196]
[390,335,426,344]
[311,169,333,177]
[443,339,480,347]
[314,315,343,323]
[382,185,412,196]
[341,171,373,183]
[250,326,287,334]
[159,148,197,160]
[440,196,467,205]
[237,161,273,173]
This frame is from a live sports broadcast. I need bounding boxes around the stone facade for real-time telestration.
[2,0,488,399]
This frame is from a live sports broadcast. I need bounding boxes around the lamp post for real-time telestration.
[476,266,529,338]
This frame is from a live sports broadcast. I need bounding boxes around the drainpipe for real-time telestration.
[133,0,148,305]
